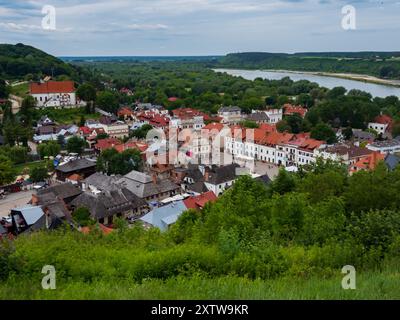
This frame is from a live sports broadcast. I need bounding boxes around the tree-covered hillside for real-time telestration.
[0,43,84,81]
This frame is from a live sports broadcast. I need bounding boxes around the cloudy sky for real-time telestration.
[0,0,399,56]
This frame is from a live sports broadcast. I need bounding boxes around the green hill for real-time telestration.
[0,43,78,80]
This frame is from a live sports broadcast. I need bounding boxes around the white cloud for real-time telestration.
[127,23,169,30]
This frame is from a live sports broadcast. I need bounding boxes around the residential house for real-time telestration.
[368,114,393,136]
[283,104,308,118]
[218,106,243,125]
[37,115,55,127]
[246,111,270,124]
[55,158,97,182]
[385,154,400,171]
[367,137,400,154]
[117,170,181,202]
[171,108,206,130]
[141,191,218,231]
[71,187,147,225]
[350,151,385,174]
[140,201,187,231]
[85,119,105,130]
[202,164,241,196]
[118,106,135,121]
[315,144,374,166]
[352,129,376,144]
[81,172,121,194]
[33,182,83,205]
[10,205,46,235]
[183,191,217,210]
[103,121,129,139]
[179,164,240,196]
[264,108,283,124]
[95,138,122,153]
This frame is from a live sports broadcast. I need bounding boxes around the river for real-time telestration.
[213,69,400,98]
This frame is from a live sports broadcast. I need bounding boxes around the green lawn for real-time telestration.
[1,269,399,300]
[14,160,47,176]
[10,82,29,98]
[32,107,101,125]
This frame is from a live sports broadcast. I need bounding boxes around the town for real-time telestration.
[1,78,399,239]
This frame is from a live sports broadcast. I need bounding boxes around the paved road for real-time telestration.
[0,190,35,217]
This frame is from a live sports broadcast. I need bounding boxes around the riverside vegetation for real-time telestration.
[1,161,400,299]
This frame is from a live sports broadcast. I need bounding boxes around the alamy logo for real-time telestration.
[41,265,56,290]
[42,5,56,31]
[341,265,356,290]
[341,5,356,30]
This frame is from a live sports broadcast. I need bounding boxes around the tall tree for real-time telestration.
[0,155,16,186]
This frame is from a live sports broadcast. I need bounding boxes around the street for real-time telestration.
[0,190,35,217]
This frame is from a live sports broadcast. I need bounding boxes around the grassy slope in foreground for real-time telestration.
[1,266,399,300]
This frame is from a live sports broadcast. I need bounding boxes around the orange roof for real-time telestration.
[284,104,308,118]
[30,81,75,94]
[67,174,82,181]
[118,106,134,116]
[114,141,148,153]
[373,114,393,125]
[95,138,122,151]
[259,123,277,133]
[203,122,224,132]
[257,132,295,146]
[183,191,218,210]
[81,224,114,235]
[351,151,385,173]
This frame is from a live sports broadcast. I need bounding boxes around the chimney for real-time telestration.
[152,174,158,185]
[31,194,39,205]
[204,170,209,182]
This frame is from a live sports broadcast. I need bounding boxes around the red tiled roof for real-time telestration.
[95,138,122,151]
[118,106,134,116]
[257,132,295,146]
[168,97,179,102]
[283,104,308,118]
[203,122,224,132]
[67,174,82,181]
[183,191,218,210]
[259,123,277,133]
[373,114,393,125]
[114,141,148,153]
[30,81,75,94]
[79,126,92,135]
[350,151,385,173]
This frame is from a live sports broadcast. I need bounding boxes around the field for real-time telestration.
[14,160,47,176]
[32,107,100,125]
[1,265,399,300]
[10,82,29,98]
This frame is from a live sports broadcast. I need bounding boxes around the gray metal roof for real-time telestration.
[84,173,121,191]
[71,188,146,219]
[118,176,180,199]
[140,201,187,231]
[38,183,82,202]
[246,112,270,122]
[12,205,45,225]
[123,170,153,184]
[205,164,240,185]
[56,159,97,173]
[385,154,400,171]
[219,106,241,113]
